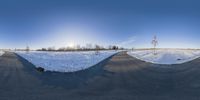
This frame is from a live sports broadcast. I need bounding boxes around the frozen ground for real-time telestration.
[127,49,200,64]
[16,51,117,72]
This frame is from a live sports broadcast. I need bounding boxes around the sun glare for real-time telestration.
[68,42,75,48]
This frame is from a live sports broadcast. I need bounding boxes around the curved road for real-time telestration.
[0,52,200,100]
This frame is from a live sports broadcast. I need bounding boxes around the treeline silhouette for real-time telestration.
[35,44,123,51]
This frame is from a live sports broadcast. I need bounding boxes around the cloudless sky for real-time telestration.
[0,0,200,49]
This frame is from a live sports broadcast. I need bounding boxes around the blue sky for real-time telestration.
[0,0,200,49]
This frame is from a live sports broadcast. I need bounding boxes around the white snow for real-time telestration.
[16,51,117,72]
[0,51,4,56]
[127,49,200,64]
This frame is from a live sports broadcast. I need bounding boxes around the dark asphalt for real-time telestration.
[0,51,200,100]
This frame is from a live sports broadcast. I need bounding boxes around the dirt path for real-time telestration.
[1,52,200,100]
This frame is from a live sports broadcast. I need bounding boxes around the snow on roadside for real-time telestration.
[0,51,4,56]
[16,51,117,72]
[127,49,200,64]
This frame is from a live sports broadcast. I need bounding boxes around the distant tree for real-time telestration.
[58,47,66,51]
[26,46,30,52]
[95,45,101,50]
[75,45,81,50]
[86,43,93,50]
[119,47,124,50]
[151,35,158,55]
[66,46,74,51]
[41,48,47,51]
[95,44,101,55]
[112,45,118,50]
[108,45,112,50]
[48,47,55,51]
[81,46,86,51]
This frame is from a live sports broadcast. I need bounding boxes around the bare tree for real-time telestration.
[112,45,118,50]
[108,45,112,50]
[58,47,66,51]
[151,35,158,55]
[86,43,93,50]
[41,48,47,51]
[132,47,135,51]
[76,45,81,50]
[26,45,30,52]
[48,46,55,51]
[95,44,100,55]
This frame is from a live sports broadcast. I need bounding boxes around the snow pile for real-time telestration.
[16,51,117,72]
[0,51,4,56]
[127,49,200,64]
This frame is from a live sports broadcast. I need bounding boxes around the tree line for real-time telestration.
[22,44,124,51]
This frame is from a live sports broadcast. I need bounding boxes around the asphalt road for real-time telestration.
[0,51,200,100]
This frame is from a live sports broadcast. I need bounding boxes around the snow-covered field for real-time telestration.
[16,51,117,72]
[127,49,200,64]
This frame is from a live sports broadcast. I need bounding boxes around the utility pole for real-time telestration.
[151,35,158,55]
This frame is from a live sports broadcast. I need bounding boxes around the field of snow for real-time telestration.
[127,49,200,64]
[16,51,117,72]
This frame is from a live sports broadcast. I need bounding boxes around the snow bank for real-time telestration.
[127,49,200,64]
[16,51,117,72]
[0,51,4,56]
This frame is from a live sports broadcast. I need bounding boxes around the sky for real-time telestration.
[0,0,200,49]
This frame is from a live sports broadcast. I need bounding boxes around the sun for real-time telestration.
[68,42,75,48]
